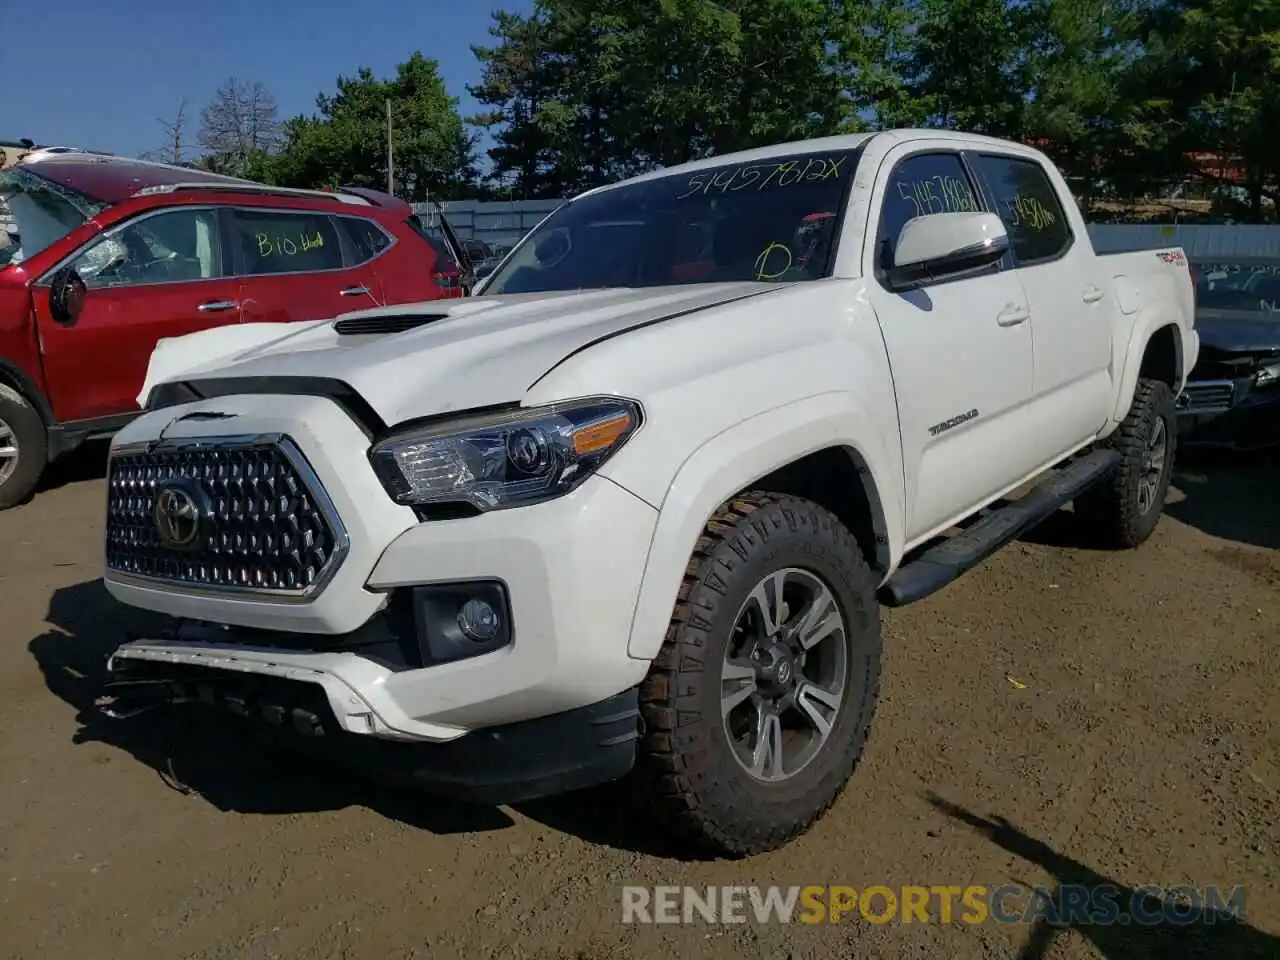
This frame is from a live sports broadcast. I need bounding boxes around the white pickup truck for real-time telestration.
[100,129,1196,858]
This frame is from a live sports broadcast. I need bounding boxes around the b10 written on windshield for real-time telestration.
[676,155,849,199]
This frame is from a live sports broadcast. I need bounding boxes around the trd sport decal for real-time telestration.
[928,409,980,437]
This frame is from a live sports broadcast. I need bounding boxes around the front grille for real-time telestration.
[1178,381,1236,413]
[105,435,347,596]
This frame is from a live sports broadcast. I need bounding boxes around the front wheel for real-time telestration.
[631,492,883,858]
[1075,378,1177,548]
[0,384,47,510]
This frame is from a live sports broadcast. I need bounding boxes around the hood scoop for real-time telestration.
[333,312,449,336]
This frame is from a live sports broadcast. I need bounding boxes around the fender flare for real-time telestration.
[1110,311,1184,424]
[624,391,901,661]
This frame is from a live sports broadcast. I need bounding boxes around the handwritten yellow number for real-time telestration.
[920,178,940,214]
[897,181,922,218]
[676,175,707,200]
[710,169,738,193]
[731,165,762,190]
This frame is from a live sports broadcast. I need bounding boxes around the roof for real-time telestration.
[16,154,257,204]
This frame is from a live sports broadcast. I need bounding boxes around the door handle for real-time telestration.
[340,286,370,297]
[1082,285,1105,304]
[996,303,1030,327]
[197,300,238,313]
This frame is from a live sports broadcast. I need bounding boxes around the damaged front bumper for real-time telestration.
[99,624,643,805]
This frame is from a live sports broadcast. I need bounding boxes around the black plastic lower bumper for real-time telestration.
[101,652,643,805]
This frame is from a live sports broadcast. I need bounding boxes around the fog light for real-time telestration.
[458,598,501,642]
[411,580,512,665]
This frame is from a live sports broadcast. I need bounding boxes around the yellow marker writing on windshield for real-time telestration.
[754,242,793,281]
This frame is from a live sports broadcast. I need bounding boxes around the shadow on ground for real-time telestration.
[1017,447,1280,553]
[927,793,1279,959]
[29,578,700,860]
[1165,447,1280,551]
[36,440,110,494]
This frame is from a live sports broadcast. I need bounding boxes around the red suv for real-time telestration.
[0,154,472,507]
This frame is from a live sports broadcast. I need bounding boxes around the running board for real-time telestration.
[879,449,1121,607]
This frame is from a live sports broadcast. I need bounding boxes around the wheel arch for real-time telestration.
[0,358,53,424]
[624,392,901,661]
[1111,316,1185,425]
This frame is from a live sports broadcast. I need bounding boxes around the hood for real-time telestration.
[1195,308,1280,354]
[146,282,784,425]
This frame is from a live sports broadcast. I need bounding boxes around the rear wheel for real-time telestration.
[1075,378,1176,548]
[0,384,48,510]
[631,492,883,857]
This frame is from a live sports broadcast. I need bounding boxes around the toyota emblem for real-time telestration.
[153,482,202,549]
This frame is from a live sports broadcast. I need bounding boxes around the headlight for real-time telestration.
[1256,361,1280,387]
[369,397,643,511]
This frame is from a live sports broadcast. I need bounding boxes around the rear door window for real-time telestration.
[974,154,1074,265]
[230,208,345,276]
[339,216,393,266]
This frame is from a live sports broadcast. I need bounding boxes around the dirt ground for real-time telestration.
[1,446,1277,960]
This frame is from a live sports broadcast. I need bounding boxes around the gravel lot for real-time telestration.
[1,447,1277,960]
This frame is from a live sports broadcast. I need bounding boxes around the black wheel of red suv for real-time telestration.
[1075,378,1176,549]
[630,492,883,858]
[0,384,47,510]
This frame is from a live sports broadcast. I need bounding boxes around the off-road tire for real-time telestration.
[1075,378,1177,548]
[0,384,47,510]
[630,492,883,858]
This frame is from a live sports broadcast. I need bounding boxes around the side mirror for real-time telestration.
[48,267,87,325]
[886,212,1009,290]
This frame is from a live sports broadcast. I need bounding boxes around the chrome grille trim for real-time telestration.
[104,433,350,603]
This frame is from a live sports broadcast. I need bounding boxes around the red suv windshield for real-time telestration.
[0,167,106,268]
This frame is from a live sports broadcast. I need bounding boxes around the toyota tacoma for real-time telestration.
[98,129,1197,858]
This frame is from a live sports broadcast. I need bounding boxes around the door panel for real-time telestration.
[865,148,1037,543]
[34,207,240,422]
[228,208,380,325]
[972,153,1114,463]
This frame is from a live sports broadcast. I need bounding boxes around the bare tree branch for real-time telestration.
[198,78,283,173]
[140,98,191,164]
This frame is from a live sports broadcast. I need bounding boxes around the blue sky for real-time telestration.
[5,0,534,161]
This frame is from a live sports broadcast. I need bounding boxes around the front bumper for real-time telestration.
[101,650,642,804]
[103,393,660,741]
[1176,376,1280,450]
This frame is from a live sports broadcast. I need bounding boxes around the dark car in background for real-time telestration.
[1178,256,1280,449]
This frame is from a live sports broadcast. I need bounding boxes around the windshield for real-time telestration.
[1195,258,1280,317]
[0,167,105,269]
[481,148,862,295]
